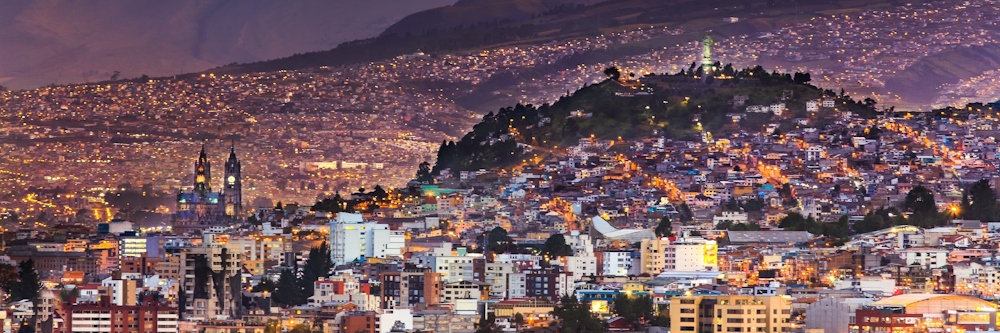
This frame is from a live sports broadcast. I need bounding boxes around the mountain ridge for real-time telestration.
[0,0,456,90]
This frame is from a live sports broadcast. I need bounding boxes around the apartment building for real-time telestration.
[669,295,792,333]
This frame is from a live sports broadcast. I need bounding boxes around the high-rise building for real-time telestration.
[666,238,718,272]
[669,295,792,333]
[340,312,379,333]
[640,238,671,275]
[329,213,405,266]
[177,235,244,320]
[59,296,179,333]
[379,268,441,310]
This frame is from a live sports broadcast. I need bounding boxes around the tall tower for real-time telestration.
[702,33,714,82]
[194,145,211,193]
[223,143,242,219]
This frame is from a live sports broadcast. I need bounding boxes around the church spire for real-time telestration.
[194,143,211,193]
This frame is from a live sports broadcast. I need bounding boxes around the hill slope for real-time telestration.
[0,0,455,89]
[430,68,879,173]
[380,0,603,37]
[884,44,1000,104]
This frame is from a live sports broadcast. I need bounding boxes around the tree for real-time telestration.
[677,203,694,222]
[614,294,654,329]
[300,241,333,298]
[540,234,574,258]
[649,314,669,327]
[264,319,281,333]
[793,72,811,84]
[603,67,621,81]
[476,313,502,333]
[513,313,525,331]
[415,161,434,183]
[654,216,673,237]
[16,323,31,333]
[288,324,311,333]
[853,213,885,234]
[10,260,41,329]
[372,185,389,201]
[253,278,276,293]
[967,179,997,221]
[778,212,807,230]
[478,227,514,253]
[551,295,606,333]
[0,263,19,293]
[904,186,937,216]
[274,269,302,307]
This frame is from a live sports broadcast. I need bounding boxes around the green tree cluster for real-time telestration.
[654,216,673,237]
[778,212,848,239]
[475,313,503,333]
[415,161,435,183]
[963,179,998,221]
[900,186,948,228]
[551,295,607,333]
[8,260,41,328]
[540,234,574,258]
[300,241,333,299]
[253,278,276,293]
[613,294,656,329]
[313,185,393,214]
[715,221,761,231]
[274,269,304,307]
[476,227,516,253]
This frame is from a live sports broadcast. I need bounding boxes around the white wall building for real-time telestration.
[380,309,414,333]
[712,212,748,227]
[665,238,717,272]
[562,255,598,280]
[602,251,632,276]
[900,248,949,267]
[329,213,405,265]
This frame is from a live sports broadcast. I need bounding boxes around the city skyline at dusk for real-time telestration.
[4,1,1000,333]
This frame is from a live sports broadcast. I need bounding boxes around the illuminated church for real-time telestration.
[175,144,243,230]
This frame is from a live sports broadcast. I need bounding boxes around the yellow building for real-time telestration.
[494,298,556,318]
[640,238,670,275]
[733,185,755,197]
[622,282,647,294]
[669,295,792,333]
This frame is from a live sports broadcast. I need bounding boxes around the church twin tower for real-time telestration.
[176,143,243,229]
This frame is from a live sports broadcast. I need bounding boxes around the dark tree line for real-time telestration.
[271,242,334,307]
[312,185,390,214]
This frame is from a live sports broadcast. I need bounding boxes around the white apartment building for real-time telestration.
[665,238,718,272]
[602,251,632,276]
[507,273,527,298]
[562,255,598,280]
[482,262,517,299]
[329,213,405,265]
[901,248,949,267]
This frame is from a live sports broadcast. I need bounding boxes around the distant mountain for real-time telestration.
[885,44,1000,104]
[209,0,895,77]
[379,0,604,37]
[0,0,456,89]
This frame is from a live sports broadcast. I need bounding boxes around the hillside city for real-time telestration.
[5,0,1000,333]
